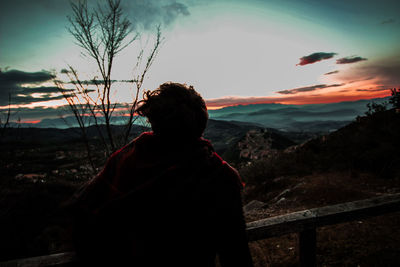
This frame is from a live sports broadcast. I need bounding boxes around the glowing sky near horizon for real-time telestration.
[0,0,399,120]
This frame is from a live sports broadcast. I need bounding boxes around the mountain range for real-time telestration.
[208,97,389,132]
[8,97,388,134]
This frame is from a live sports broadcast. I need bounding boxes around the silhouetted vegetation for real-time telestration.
[365,101,388,116]
[390,88,400,109]
[364,88,399,117]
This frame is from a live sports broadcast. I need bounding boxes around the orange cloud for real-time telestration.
[22,120,41,124]
[205,87,392,109]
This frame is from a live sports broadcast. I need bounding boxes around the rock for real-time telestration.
[276,197,286,204]
[14,173,46,183]
[273,189,291,202]
[243,200,267,213]
[15,173,24,180]
[55,151,66,160]
[79,165,92,171]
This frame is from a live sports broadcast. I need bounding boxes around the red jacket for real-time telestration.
[70,132,253,267]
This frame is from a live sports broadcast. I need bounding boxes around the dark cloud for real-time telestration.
[0,69,68,106]
[9,94,70,105]
[277,84,344,95]
[1,0,190,33]
[324,70,339,75]
[163,2,190,25]
[0,69,55,85]
[356,88,390,92]
[297,52,337,66]
[60,69,135,85]
[0,91,63,106]
[336,56,367,64]
[0,102,131,123]
[335,55,400,90]
[68,79,135,85]
[123,0,190,30]
[0,106,67,121]
[381,18,395,24]
[364,62,400,85]
[60,69,70,74]
[23,86,70,94]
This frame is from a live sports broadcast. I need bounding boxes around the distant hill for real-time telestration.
[0,124,149,146]
[2,119,263,156]
[9,97,389,134]
[8,116,148,129]
[208,97,389,132]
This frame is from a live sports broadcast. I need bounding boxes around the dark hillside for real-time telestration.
[242,109,400,192]
[291,109,400,178]
[203,119,263,154]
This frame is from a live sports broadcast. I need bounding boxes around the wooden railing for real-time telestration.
[246,192,400,266]
[1,193,399,267]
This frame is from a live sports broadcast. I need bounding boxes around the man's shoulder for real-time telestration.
[210,152,244,190]
[111,132,154,158]
[125,131,154,150]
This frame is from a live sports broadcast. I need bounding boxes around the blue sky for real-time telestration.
[0,0,399,121]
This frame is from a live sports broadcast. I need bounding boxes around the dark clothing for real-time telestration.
[68,132,253,267]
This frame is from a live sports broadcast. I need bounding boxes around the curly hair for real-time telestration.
[136,82,208,139]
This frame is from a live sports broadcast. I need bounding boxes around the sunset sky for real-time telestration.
[0,0,399,122]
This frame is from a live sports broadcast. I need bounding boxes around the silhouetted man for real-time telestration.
[68,82,253,267]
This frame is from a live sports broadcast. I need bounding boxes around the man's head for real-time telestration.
[136,82,208,140]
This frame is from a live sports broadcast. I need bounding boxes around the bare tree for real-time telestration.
[0,94,11,140]
[58,0,163,158]
[54,77,97,171]
[123,25,162,145]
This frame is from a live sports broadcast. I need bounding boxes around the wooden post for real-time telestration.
[299,227,316,267]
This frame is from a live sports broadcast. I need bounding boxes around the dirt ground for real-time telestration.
[243,172,400,267]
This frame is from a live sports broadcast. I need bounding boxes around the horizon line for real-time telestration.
[205,91,391,110]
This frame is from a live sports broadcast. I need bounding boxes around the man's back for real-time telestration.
[70,132,253,267]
